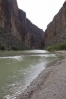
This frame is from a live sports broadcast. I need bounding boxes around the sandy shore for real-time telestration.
[16,51,66,99]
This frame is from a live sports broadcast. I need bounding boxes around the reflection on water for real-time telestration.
[0,50,57,99]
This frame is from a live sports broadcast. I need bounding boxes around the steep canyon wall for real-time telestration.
[0,0,44,49]
[45,1,66,47]
[1,0,66,49]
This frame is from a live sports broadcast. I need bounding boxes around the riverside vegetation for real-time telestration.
[0,44,30,51]
[46,42,66,51]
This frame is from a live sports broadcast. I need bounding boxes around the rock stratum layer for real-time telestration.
[0,0,44,49]
[45,1,66,47]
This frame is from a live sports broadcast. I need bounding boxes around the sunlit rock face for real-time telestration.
[45,1,66,47]
[0,0,44,49]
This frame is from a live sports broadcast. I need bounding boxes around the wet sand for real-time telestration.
[16,51,66,99]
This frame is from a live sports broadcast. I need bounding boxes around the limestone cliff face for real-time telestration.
[25,19,44,48]
[0,0,44,49]
[0,0,22,41]
[45,1,66,47]
[18,8,44,48]
[1,0,66,49]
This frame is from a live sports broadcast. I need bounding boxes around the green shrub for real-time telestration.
[21,47,31,50]
[59,43,66,50]
[11,46,18,51]
[47,42,66,51]
[7,48,11,51]
[0,44,5,50]
[11,46,30,51]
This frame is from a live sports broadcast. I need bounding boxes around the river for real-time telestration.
[0,50,58,99]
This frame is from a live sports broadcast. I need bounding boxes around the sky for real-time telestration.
[17,0,65,31]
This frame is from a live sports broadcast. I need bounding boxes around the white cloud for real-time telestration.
[17,0,65,31]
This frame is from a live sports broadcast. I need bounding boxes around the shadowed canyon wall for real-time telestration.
[0,0,44,49]
[1,0,66,49]
[45,1,66,47]
[25,19,44,48]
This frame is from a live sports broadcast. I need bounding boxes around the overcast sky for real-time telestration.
[17,0,65,31]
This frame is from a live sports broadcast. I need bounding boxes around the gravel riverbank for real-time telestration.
[16,51,66,99]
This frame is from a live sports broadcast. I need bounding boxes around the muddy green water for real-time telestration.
[0,50,58,99]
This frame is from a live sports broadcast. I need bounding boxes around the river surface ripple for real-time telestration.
[0,50,57,99]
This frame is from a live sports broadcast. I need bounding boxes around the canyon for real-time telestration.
[45,1,66,47]
[0,0,44,49]
[0,0,66,49]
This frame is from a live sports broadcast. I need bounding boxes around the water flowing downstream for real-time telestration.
[0,50,58,99]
